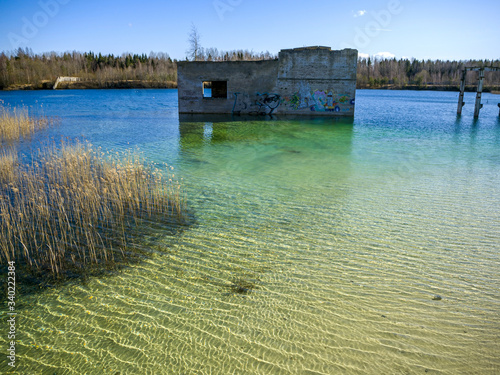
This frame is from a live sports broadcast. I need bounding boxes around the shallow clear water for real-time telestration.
[1,89,500,374]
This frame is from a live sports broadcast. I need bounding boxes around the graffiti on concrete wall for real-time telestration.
[233,92,282,115]
[282,83,354,112]
[231,85,354,115]
[255,92,281,114]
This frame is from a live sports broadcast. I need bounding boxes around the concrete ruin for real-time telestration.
[177,46,358,116]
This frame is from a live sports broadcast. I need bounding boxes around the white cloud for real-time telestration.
[373,51,396,59]
[357,52,397,60]
[354,10,366,17]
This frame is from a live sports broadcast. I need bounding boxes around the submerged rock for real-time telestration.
[228,278,258,295]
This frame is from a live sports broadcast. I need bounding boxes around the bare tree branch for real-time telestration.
[186,24,202,61]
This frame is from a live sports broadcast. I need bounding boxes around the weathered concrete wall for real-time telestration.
[53,76,80,89]
[177,47,357,116]
[276,47,357,116]
[177,60,278,114]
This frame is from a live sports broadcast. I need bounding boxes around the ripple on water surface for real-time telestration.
[0,89,499,374]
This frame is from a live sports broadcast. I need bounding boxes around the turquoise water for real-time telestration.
[1,89,500,374]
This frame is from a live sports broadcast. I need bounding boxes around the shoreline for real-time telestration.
[1,81,499,93]
[356,84,500,93]
[1,80,177,91]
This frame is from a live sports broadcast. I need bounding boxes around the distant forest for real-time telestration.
[357,57,500,90]
[0,49,178,89]
[1,48,499,91]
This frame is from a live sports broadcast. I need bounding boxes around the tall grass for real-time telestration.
[0,104,50,142]
[0,142,184,280]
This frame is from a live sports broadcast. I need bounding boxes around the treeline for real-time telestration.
[0,48,177,89]
[357,57,500,90]
[1,48,500,91]
[192,47,276,62]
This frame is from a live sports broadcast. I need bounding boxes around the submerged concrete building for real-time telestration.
[177,46,357,116]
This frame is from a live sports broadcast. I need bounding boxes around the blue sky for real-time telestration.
[0,0,499,61]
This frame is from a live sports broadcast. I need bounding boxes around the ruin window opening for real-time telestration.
[203,81,227,98]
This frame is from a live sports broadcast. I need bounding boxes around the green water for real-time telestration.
[1,89,499,374]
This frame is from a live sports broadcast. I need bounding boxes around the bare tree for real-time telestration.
[186,24,202,61]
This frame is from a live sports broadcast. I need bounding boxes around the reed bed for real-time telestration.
[0,104,51,142]
[0,142,184,280]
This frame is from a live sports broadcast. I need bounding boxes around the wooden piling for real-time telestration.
[473,69,484,118]
[457,69,466,115]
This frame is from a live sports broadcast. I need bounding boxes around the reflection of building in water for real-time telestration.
[177,116,355,210]
[178,115,354,161]
[178,47,357,117]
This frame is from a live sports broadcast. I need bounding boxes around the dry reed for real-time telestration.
[0,142,184,280]
[0,104,51,142]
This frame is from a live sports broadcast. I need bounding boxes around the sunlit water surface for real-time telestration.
[1,89,499,374]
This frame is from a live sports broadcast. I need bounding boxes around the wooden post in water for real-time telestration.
[473,68,485,118]
[457,69,466,115]
[498,103,500,117]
